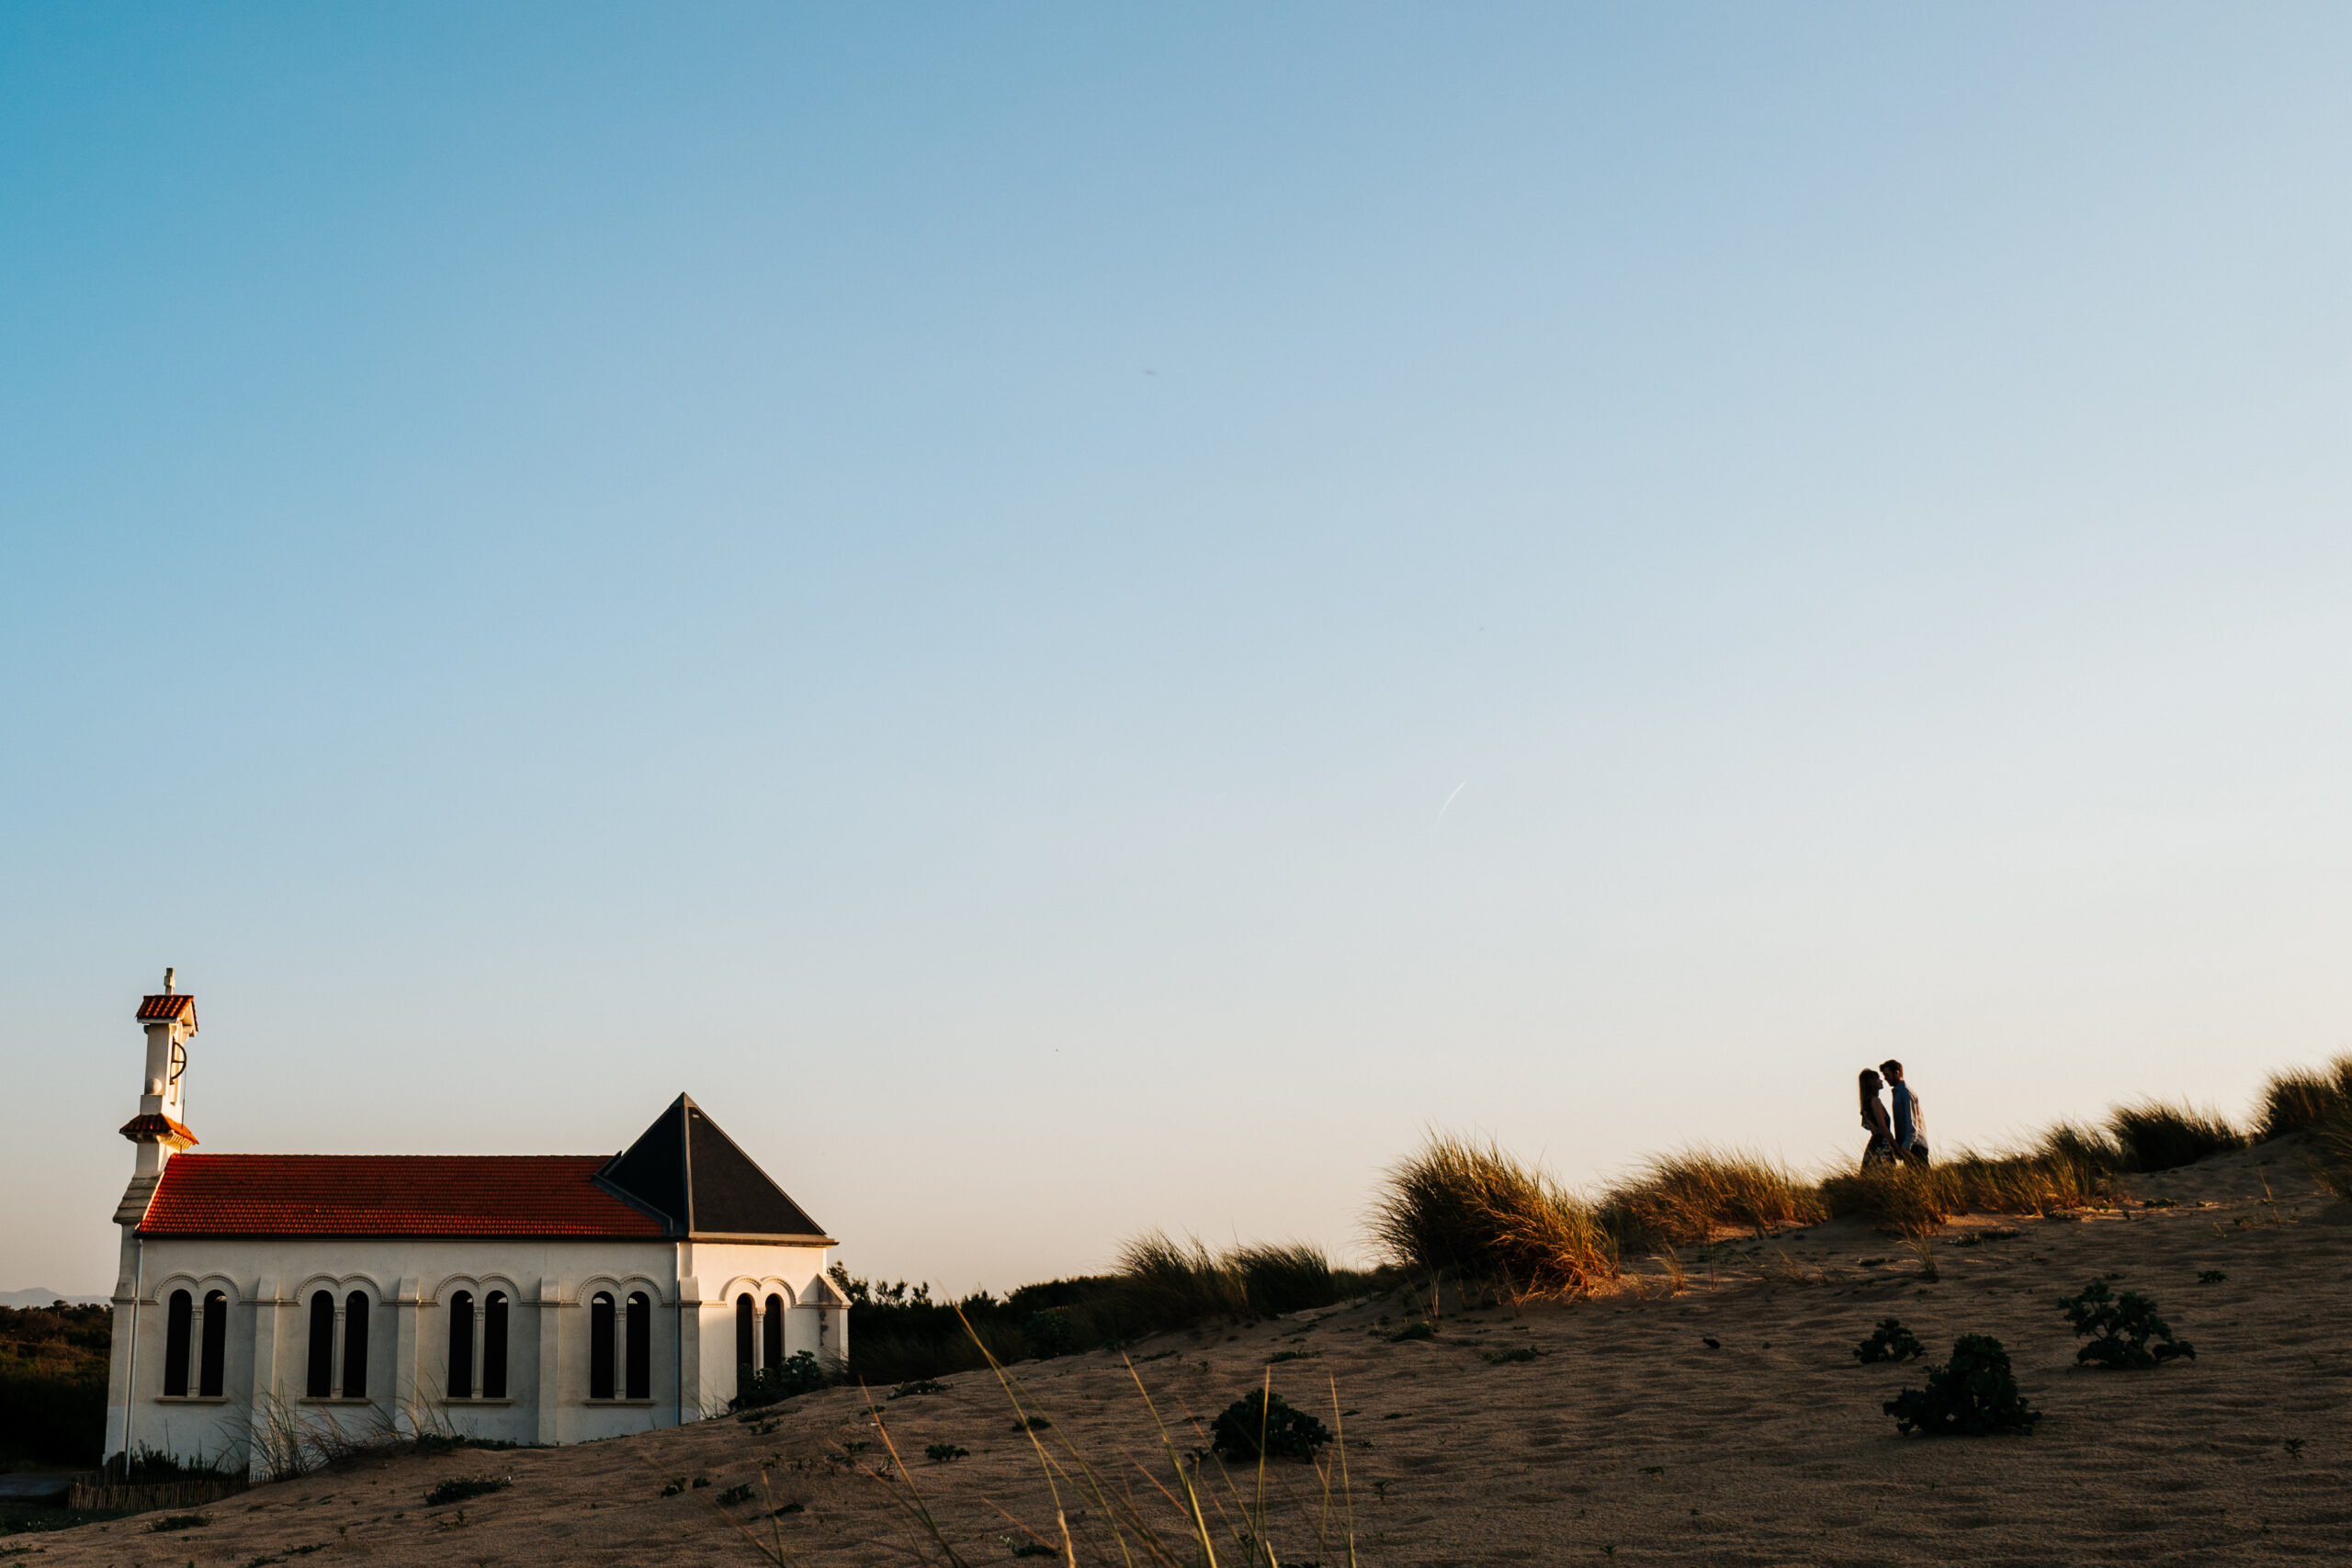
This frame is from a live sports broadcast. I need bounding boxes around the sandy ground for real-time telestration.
[16,1140,2347,1566]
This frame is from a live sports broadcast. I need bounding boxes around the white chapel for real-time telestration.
[103,976,850,1478]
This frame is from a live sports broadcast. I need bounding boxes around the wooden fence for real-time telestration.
[65,1474,248,1512]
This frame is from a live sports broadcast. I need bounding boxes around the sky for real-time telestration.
[6,4,2351,1297]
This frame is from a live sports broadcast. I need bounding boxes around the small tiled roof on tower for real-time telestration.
[136,993,197,1027]
[596,1094,832,1242]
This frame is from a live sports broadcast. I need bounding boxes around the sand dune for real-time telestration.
[25,1140,2348,1565]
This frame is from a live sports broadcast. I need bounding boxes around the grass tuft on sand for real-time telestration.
[1372,1134,1619,1299]
[2257,1055,2352,1141]
[2104,1100,2244,1172]
[1600,1148,1826,1246]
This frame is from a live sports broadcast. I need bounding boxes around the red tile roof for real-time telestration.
[136,994,197,1024]
[140,1155,667,1238]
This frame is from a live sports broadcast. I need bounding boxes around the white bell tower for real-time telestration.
[120,967,199,1179]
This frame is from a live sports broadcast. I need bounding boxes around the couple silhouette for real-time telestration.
[1859,1059,1928,1168]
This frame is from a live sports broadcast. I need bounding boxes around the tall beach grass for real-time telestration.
[1599,1148,1826,1246]
[2257,1055,2352,1140]
[2106,1100,2244,1171]
[1371,1134,1618,1299]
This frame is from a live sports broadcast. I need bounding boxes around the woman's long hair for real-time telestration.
[1858,1068,1883,1121]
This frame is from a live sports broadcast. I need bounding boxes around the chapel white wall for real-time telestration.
[109,1235,840,1477]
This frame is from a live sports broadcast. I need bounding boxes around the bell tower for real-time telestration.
[119,967,199,1179]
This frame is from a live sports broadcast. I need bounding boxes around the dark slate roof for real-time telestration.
[596,1094,831,1242]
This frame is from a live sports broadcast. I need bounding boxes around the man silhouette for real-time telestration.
[1880,1058,1929,1167]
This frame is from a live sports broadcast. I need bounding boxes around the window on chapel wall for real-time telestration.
[588,1292,616,1401]
[734,1294,754,1395]
[763,1293,785,1370]
[342,1292,370,1399]
[163,1289,193,1397]
[626,1292,650,1401]
[306,1291,335,1397]
[448,1291,475,1399]
[483,1291,509,1398]
[199,1291,228,1398]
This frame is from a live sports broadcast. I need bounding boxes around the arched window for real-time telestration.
[482,1291,509,1399]
[342,1292,370,1399]
[626,1292,651,1400]
[198,1291,228,1398]
[763,1293,785,1371]
[162,1289,193,1397]
[588,1292,616,1401]
[306,1291,335,1397]
[448,1291,475,1399]
[734,1293,754,1393]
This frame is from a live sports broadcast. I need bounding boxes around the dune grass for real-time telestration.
[1817,1161,1950,1235]
[1818,1142,2113,1235]
[2308,1111,2352,1201]
[2257,1056,2352,1141]
[1115,1233,1250,1329]
[1600,1148,1826,1246]
[1371,1134,1619,1299]
[2105,1100,2245,1171]
[1230,1243,1345,1317]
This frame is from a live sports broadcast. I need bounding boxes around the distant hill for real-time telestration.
[0,1289,105,1309]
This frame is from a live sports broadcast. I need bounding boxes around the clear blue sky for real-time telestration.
[6,5,2350,1295]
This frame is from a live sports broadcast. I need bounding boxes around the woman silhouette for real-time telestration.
[1859,1068,1899,1168]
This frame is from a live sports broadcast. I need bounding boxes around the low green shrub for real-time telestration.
[1023,1310,1075,1359]
[98,1445,238,1486]
[729,1351,827,1412]
[1853,1318,1925,1365]
[424,1477,509,1507]
[834,1247,1374,1387]
[1883,1335,2041,1437]
[2058,1280,2195,1368]
[888,1379,945,1399]
[922,1443,969,1463]
[411,1433,522,1456]
[145,1513,209,1533]
[1208,1390,1333,1462]
[717,1483,754,1506]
